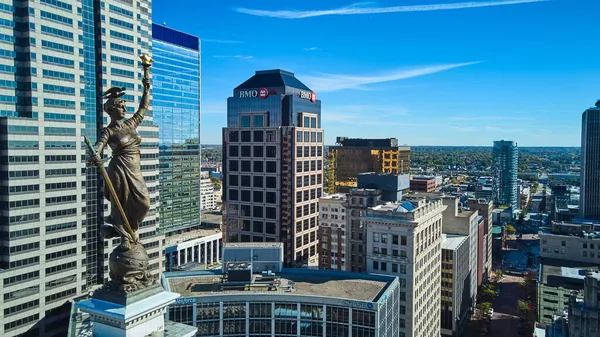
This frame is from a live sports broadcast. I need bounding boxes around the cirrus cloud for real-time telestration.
[235,0,548,19]
[302,61,482,92]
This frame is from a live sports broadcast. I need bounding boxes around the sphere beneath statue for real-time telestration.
[109,242,152,289]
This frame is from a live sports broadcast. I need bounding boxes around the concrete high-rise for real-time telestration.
[364,197,446,337]
[580,101,600,221]
[492,140,518,209]
[222,69,323,267]
[327,137,410,194]
[151,24,202,235]
[318,193,347,271]
[0,2,163,336]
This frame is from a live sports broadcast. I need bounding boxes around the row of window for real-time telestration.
[1,198,40,210]
[240,114,265,128]
[296,188,321,203]
[296,174,321,188]
[46,195,77,205]
[373,233,409,245]
[297,145,323,158]
[296,216,318,232]
[4,313,39,332]
[296,202,319,218]
[4,299,39,317]
[296,160,323,173]
[42,39,73,54]
[228,130,277,143]
[297,130,323,143]
[229,190,277,204]
[46,248,77,261]
[40,10,73,25]
[229,145,277,158]
[46,221,77,233]
[10,242,39,254]
[42,0,72,11]
[45,261,76,276]
[8,256,39,269]
[228,204,278,220]
[43,54,74,68]
[238,220,277,235]
[229,175,277,189]
[228,160,277,173]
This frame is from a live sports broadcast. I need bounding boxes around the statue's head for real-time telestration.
[103,87,127,121]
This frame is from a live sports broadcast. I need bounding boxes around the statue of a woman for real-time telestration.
[87,56,155,292]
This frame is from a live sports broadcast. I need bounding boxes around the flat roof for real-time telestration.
[164,269,391,302]
[442,234,468,251]
[540,258,600,285]
[164,228,221,247]
[223,242,283,248]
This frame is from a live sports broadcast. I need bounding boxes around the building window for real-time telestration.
[373,233,380,242]
[401,236,407,245]
[311,117,317,128]
[228,145,238,157]
[253,176,263,188]
[266,161,276,173]
[241,131,251,142]
[241,115,250,127]
[228,160,238,171]
[266,177,276,188]
[266,222,276,234]
[253,161,263,173]
[241,146,251,157]
[253,146,263,157]
[304,116,310,128]
[266,146,276,158]
[381,234,388,244]
[373,261,379,270]
[229,131,239,142]
[253,191,263,203]
[241,176,251,187]
[266,131,275,142]
[253,115,263,127]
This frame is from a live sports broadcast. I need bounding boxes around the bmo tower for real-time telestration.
[222,70,324,267]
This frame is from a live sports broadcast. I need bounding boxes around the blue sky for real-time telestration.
[153,0,599,146]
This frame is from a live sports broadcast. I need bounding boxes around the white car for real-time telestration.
[487,308,494,319]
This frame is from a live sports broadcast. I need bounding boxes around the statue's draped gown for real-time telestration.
[98,111,150,242]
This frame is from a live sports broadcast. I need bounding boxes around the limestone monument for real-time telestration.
[75,55,196,337]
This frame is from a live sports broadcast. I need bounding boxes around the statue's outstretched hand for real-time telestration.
[142,77,150,91]
[87,154,103,166]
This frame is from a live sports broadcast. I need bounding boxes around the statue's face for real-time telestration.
[110,99,127,120]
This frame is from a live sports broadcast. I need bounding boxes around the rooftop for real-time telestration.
[321,193,347,201]
[223,242,283,249]
[164,227,221,247]
[540,258,600,285]
[163,269,392,302]
[234,69,312,92]
[442,234,468,251]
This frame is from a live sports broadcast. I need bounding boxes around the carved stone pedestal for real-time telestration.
[75,284,196,337]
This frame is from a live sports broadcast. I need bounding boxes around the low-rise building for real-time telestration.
[201,171,217,210]
[318,194,347,271]
[222,242,284,273]
[540,221,600,263]
[162,268,401,336]
[164,228,223,272]
[441,234,470,337]
[568,271,600,337]
[364,197,446,337]
[491,226,505,255]
[410,177,436,192]
[537,258,600,324]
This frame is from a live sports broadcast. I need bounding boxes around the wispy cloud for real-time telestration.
[202,38,243,44]
[448,115,534,121]
[303,47,319,51]
[235,0,547,19]
[303,62,482,92]
[213,55,253,60]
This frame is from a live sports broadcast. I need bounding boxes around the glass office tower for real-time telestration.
[0,2,162,336]
[492,140,519,209]
[151,24,201,235]
[580,101,600,220]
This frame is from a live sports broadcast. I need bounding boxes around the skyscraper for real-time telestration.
[580,101,600,221]
[151,24,201,235]
[222,69,323,267]
[327,137,410,194]
[0,2,162,336]
[492,140,519,209]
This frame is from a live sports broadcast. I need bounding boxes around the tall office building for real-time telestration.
[222,69,323,267]
[364,197,446,337]
[580,101,600,221]
[492,140,518,209]
[151,24,201,235]
[0,2,163,336]
[327,137,410,194]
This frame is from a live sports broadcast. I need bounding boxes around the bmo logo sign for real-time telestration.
[299,91,317,102]
[239,88,269,99]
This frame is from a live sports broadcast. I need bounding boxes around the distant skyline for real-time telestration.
[153,0,599,146]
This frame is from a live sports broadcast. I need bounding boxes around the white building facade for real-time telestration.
[364,198,446,337]
[200,171,217,210]
[318,193,347,271]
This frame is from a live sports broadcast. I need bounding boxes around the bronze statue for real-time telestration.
[85,55,155,293]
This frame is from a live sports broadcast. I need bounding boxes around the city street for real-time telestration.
[488,275,526,337]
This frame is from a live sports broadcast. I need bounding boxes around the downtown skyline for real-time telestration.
[153,0,598,147]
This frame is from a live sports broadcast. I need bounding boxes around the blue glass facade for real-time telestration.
[152,24,201,235]
[493,140,519,209]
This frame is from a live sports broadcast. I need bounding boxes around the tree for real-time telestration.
[505,224,517,235]
[210,177,221,187]
[495,269,504,281]
[482,284,496,300]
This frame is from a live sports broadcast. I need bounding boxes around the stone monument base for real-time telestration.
[75,284,196,337]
